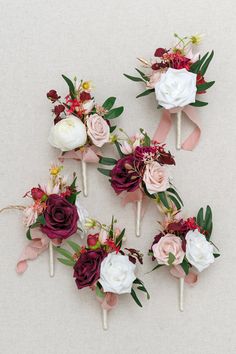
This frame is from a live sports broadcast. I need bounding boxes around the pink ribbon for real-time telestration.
[59,145,101,164]
[121,189,148,218]
[170,265,198,285]
[101,292,118,311]
[16,228,61,274]
[153,106,201,151]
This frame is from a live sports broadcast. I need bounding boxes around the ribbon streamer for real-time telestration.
[153,105,201,151]
[16,228,61,274]
[59,145,101,164]
[170,265,198,285]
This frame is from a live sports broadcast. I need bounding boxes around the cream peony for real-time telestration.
[143,161,169,194]
[186,230,215,272]
[86,114,110,147]
[152,234,185,265]
[99,253,136,294]
[48,116,87,151]
[155,68,197,109]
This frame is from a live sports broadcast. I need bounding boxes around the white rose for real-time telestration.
[155,68,197,109]
[82,99,94,114]
[143,161,169,194]
[186,230,215,272]
[48,116,87,152]
[99,253,136,294]
[86,114,110,147]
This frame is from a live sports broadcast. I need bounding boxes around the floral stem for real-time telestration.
[49,241,54,278]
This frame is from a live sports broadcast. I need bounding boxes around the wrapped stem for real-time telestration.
[179,277,184,312]
[81,160,88,197]
[102,308,108,330]
[49,241,54,278]
[136,200,142,237]
[176,111,182,150]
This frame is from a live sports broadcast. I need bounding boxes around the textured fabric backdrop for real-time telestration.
[0,0,235,353]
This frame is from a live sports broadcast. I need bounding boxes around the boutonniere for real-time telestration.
[55,217,149,330]
[149,206,220,311]
[124,34,215,150]
[98,129,183,236]
[47,75,124,196]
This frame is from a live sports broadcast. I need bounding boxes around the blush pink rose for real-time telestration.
[86,114,110,147]
[152,234,185,265]
[143,161,169,194]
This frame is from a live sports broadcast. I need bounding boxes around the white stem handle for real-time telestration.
[102,309,108,330]
[176,111,182,150]
[81,160,88,197]
[179,277,184,312]
[136,200,142,237]
[49,241,54,278]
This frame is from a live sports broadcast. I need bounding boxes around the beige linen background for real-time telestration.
[0,0,235,353]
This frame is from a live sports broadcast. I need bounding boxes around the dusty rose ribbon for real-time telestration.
[100,292,118,311]
[153,105,201,151]
[59,145,101,164]
[121,189,148,218]
[16,228,61,274]
[170,265,198,285]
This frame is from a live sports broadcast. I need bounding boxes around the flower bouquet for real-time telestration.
[0,165,87,277]
[149,206,220,311]
[55,217,149,330]
[98,129,183,236]
[124,33,215,150]
[47,75,124,196]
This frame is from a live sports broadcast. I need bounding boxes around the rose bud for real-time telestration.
[87,233,100,249]
[80,91,91,102]
[53,104,65,116]
[154,48,167,57]
[31,187,45,200]
[47,90,60,102]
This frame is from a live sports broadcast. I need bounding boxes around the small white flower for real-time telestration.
[99,253,136,294]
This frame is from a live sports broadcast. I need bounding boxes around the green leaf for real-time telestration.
[197,81,215,92]
[213,253,220,258]
[166,187,183,206]
[110,125,116,133]
[97,168,111,177]
[105,106,124,120]
[62,74,76,99]
[66,191,80,205]
[115,228,125,247]
[54,247,74,261]
[67,240,81,253]
[26,228,32,240]
[136,88,154,98]
[140,128,151,147]
[168,252,176,266]
[114,141,125,158]
[158,192,170,209]
[191,100,208,107]
[135,68,149,81]
[168,194,182,210]
[189,52,209,73]
[131,288,142,307]
[95,284,105,298]
[99,157,117,166]
[70,176,77,190]
[142,182,156,199]
[200,50,214,76]
[147,264,164,273]
[197,207,204,227]
[57,258,75,267]
[180,258,190,275]
[123,73,144,82]
[36,214,46,225]
[102,97,116,110]
[134,278,150,300]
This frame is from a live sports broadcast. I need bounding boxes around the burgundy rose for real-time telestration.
[80,91,91,102]
[110,155,142,194]
[41,194,78,240]
[73,249,107,289]
[53,104,65,116]
[157,151,175,165]
[47,89,60,102]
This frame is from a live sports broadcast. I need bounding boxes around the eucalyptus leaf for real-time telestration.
[136,88,154,98]
[123,73,144,82]
[57,258,75,267]
[99,157,117,166]
[97,168,111,177]
[67,240,81,253]
[54,247,74,261]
